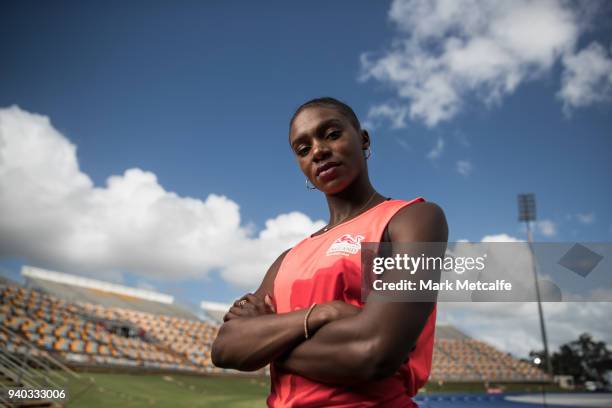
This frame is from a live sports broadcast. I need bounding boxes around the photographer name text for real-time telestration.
[373,279,512,292]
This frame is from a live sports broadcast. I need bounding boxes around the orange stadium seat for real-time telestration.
[1,280,550,381]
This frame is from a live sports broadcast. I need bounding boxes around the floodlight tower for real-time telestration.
[518,193,553,376]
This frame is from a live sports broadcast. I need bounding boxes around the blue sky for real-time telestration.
[1,1,611,356]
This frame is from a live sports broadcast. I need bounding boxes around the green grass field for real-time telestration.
[61,371,564,407]
[64,372,270,408]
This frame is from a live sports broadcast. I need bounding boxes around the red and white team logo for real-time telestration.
[326,234,365,257]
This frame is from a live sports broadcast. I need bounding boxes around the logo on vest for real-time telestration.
[326,234,365,257]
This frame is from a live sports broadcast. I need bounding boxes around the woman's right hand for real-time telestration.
[223,293,276,322]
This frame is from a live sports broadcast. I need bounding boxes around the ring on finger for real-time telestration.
[238,299,248,307]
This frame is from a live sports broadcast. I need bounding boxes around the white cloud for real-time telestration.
[576,212,595,225]
[437,233,612,357]
[0,106,324,288]
[456,160,472,176]
[363,103,409,129]
[558,42,612,114]
[426,137,444,160]
[360,0,599,127]
[221,212,326,287]
[439,301,612,357]
[481,233,522,242]
[537,219,557,237]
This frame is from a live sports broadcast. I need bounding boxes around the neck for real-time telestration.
[325,174,380,225]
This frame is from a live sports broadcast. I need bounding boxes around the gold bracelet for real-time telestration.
[304,303,317,339]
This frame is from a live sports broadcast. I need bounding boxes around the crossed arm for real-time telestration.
[211,202,448,385]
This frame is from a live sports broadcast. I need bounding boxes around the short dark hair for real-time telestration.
[290,97,361,133]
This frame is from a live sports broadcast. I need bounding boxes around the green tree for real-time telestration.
[530,333,611,384]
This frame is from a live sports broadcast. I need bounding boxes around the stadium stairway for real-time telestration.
[0,324,95,407]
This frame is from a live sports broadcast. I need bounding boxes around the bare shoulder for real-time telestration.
[253,248,291,299]
[388,201,448,242]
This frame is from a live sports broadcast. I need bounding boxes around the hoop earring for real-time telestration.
[306,179,317,190]
[365,147,372,160]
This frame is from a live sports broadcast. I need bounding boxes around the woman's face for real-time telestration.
[289,106,369,194]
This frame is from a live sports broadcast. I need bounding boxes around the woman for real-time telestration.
[212,97,448,407]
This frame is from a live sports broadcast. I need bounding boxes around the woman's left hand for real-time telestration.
[223,293,276,322]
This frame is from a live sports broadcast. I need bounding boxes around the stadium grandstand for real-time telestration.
[0,265,550,405]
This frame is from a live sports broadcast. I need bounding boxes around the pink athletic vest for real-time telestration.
[268,197,437,408]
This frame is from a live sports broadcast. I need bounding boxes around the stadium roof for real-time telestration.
[22,266,196,319]
[200,300,230,323]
